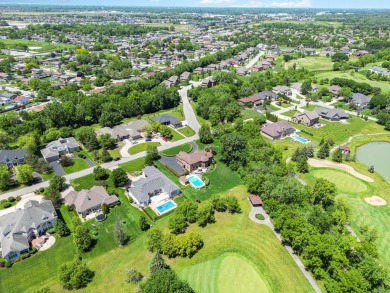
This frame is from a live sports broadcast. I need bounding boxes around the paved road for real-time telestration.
[179,84,201,133]
[249,206,322,293]
[245,51,265,69]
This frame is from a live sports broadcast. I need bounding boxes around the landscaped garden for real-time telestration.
[160,143,193,157]
[128,142,160,155]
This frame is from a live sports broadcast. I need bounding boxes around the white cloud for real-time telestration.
[270,0,311,8]
[199,0,236,4]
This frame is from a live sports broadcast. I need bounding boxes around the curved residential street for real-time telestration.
[249,206,322,293]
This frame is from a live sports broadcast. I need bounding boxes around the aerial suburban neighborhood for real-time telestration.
[0,2,389,293]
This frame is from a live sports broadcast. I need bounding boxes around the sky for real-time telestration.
[2,0,390,8]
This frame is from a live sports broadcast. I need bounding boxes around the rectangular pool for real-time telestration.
[156,200,177,214]
[187,175,205,189]
[293,134,310,144]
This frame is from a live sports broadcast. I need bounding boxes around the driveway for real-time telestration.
[158,141,198,175]
[179,86,201,133]
[49,161,65,176]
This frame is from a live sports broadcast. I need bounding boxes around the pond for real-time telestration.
[356,142,390,184]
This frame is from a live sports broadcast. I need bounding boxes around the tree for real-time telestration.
[225,196,241,214]
[44,188,62,208]
[331,52,349,62]
[317,143,329,159]
[312,178,336,209]
[59,156,73,167]
[220,133,247,170]
[93,166,108,180]
[54,219,70,237]
[368,165,375,173]
[33,287,53,293]
[49,175,66,192]
[114,217,127,246]
[149,252,169,274]
[196,204,215,227]
[139,215,150,231]
[141,269,194,293]
[14,164,34,184]
[74,127,99,151]
[0,164,11,190]
[301,80,312,95]
[337,87,352,99]
[169,214,188,234]
[111,168,128,187]
[145,144,159,166]
[73,226,92,252]
[125,267,143,283]
[175,201,198,223]
[59,259,94,290]
[99,104,123,127]
[332,148,343,163]
[98,134,117,149]
[100,148,112,162]
[101,203,108,214]
[199,124,213,144]
[159,125,173,140]
[296,155,309,173]
[147,229,164,252]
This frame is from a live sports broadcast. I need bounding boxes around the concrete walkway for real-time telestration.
[249,206,322,293]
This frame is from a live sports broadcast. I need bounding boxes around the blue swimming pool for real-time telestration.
[293,134,310,144]
[187,175,205,189]
[156,200,176,214]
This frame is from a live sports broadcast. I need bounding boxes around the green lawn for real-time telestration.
[241,109,261,120]
[62,158,90,174]
[292,116,386,146]
[177,126,196,137]
[286,56,333,73]
[108,149,121,159]
[128,142,160,155]
[171,130,185,142]
[160,143,193,157]
[120,157,145,173]
[301,104,317,111]
[0,39,76,52]
[283,110,298,118]
[71,173,98,191]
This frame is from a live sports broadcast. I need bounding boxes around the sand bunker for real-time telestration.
[365,196,387,206]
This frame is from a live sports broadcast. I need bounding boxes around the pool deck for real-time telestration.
[187,174,205,189]
[150,199,177,216]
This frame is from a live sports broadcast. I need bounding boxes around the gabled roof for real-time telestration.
[176,150,213,165]
[0,149,27,163]
[150,114,181,125]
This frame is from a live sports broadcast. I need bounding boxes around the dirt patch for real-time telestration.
[308,158,374,182]
[365,196,387,206]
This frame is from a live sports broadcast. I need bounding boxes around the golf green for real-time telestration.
[311,169,368,194]
[180,254,269,293]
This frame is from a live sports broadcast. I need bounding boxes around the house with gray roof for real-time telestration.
[150,114,182,128]
[261,121,295,140]
[0,149,27,168]
[41,137,80,162]
[314,107,348,121]
[98,119,148,141]
[349,93,371,108]
[126,166,180,207]
[0,200,57,262]
[292,110,319,126]
[65,186,119,216]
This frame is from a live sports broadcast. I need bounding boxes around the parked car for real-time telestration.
[145,137,152,141]
[78,154,86,159]
[162,137,168,142]
[114,157,120,161]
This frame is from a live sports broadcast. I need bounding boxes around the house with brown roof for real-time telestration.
[328,85,342,96]
[261,121,295,140]
[176,150,213,173]
[291,110,319,126]
[248,194,263,207]
[180,71,191,81]
[65,186,119,216]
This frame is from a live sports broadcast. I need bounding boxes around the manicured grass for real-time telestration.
[128,142,160,155]
[177,126,196,137]
[160,143,193,157]
[292,116,386,146]
[301,104,317,111]
[71,173,97,191]
[0,39,76,52]
[62,158,90,174]
[108,149,121,159]
[310,168,369,194]
[255,214,265,220]
[171,129,185,142]
[283,110,298,118]
[286,56,333,73]
[120,157,145,173]
[241,109,260,120]
[73,149,96,164]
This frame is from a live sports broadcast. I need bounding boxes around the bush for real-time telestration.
[30,247,38,255]
[2,202,12,209]
[0,258,5,267]
[15,196,22,202]
[255,214,265,220]
[5,261,12,268]
[20,253,29,260]
[7,196,15,202]
[144,207,157,222]
[38,187,45,194]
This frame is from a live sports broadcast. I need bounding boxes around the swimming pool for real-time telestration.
[156,200,177,214]
[187,175,205,189]
[293,134,310,144]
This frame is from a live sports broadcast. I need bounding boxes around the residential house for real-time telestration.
[236,67,248,76]
[41,137,80,162]
[98,119,148,141]
[314,107,348,121]
[292,111,319,126]
[12,96,30,105]
[0,93,17,103]
[201,77,217,88]
[352,50,369,57]
[238,91,277,107]
[150,114,182,128]
[180,71,191,81]
[272,86,292,96]
[0,200,57,262]
[193,67,203,75]
[65,186,119,216]
[261,122,295,140]
[176,150,213,173]
[0,149,27,168]
[328,85,342,96]
[349,93,371,108]
[126,166,181,207]
[168,75,179,86]
[368,66,390,77]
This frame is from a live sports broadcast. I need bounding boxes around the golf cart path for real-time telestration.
[308,158,374,182]
[249,206,322,293]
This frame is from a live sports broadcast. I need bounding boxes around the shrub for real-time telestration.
[0,258,5,267]
[255,214,265,220]
[30,247,38,254]
[20,253,29,260]
[15,196,22,202]
[5,261,12,268]
[7,196,15,202]
[2,202,12,209]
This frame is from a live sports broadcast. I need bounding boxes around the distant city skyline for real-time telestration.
[1,0,390,9]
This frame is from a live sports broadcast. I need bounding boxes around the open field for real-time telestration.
[160,143,192,156]
[143,23,192,32]
[128,142,160,155]
[0,39,76,52]
[286,56,333,73]
[241,109,261,120]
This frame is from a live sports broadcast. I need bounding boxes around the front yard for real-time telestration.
[177,126,196,137]
[128,142,161,155]
[160,143,193,157]
[62,158,90,174]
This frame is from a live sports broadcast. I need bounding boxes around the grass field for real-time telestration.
[310,168,369,194]
[286,56,333,73]
[160,143,192,156]
[241,109,261,120]
[171,129,185,142]
[0,39,76,52]
[128,142,160,155]
[120,157,145,173]
[177,126,196,137]
[62,158,90,174]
